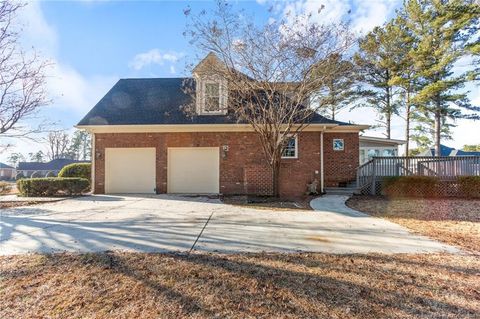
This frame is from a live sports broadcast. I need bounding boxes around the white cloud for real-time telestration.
[0,1,118,162]
[261,0,401,34]
[129,49,184,70]
[351,1,399,34]
[17,1,58,55]
[47,64,117,112]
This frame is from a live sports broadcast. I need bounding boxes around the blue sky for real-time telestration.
[1,0,478,162]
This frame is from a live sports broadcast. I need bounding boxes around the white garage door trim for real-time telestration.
[105,147,156,194]
[167,147,220,194]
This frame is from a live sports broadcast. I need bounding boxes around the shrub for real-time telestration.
[15,173,25,180]
[458,176,480,198]
[17,177,89,197]
[58,163,91,182]
[0,181,12,195]
[382,176,439,198]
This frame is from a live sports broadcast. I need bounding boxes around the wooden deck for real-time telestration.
[357,156,480,195]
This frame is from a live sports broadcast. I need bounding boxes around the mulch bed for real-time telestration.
[347,196,480,254]
[1,252,479,319]
[0,201,42,209]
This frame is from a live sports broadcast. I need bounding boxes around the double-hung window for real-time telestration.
[204,82,221,112]
[282,135,298,159]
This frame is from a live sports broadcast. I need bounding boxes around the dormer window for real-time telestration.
[194,76,228,115]
[205,82,220,112]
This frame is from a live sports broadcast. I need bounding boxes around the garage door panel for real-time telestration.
[105,148,156,194]
[168,147,219,194]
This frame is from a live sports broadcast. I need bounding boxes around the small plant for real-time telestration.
[58,163,91,182]
[15,172,25,180]
[17,177,89,197]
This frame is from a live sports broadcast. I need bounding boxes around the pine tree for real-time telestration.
[312,54,357,121]
[388,15,420,155]
[403,0,480,156]
[354,23,400,139]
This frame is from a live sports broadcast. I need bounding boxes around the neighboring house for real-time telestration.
[77,53,369,196]
[0,162,16,181]
[17,159,89,178]
[418,144,480,157]
[359,136,406,165]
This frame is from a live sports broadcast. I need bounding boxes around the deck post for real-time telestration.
[371,159,376,195]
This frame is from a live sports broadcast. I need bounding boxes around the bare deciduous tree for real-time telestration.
[0,1,50,138]
[46,130,69,160]
[184,2,354,196]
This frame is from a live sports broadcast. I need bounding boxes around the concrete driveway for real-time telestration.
[0,194,458,255]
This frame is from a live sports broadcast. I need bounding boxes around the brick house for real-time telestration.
[77,54,368,197]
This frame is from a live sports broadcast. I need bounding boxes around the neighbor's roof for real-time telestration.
[77,78,353,127]
[17,159,89,171]
[417,144,480,157]
[0,162,14,169]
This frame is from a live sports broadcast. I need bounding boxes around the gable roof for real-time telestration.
[77,78,354,127]
[0,162,14,169]
[17,159,89,171]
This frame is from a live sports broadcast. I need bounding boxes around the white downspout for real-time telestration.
[320,128,324,194]
[91,132,95,194]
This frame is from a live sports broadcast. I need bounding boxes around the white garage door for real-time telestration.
[105,148,156,194]
[168,147,219,194]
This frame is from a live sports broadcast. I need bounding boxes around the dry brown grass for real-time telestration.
[347,196,480,254]
[1,252,479,319]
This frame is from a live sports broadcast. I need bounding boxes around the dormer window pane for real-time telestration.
[205,83,220,112]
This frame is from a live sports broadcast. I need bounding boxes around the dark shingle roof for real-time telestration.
[17,159,89,171]
[78,78,350,126]
[0,162,14,169]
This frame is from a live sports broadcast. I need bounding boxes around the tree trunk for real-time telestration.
[386,113,391,139]
[405,91,411,156]
[271,159,281,197]
[385,82,391,139]
[434,109,441,157]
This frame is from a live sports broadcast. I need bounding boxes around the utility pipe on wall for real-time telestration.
[320,128,324,193]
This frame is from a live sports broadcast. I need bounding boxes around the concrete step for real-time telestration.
[324,187,357,196]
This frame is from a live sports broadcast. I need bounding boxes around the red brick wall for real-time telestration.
[323,132,359,187]
[93,131,358,197]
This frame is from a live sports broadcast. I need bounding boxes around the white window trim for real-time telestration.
[196,76,228,115]
[281,135,298,159]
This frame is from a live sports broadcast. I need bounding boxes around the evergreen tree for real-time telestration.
[28,151,45,162]
[388,15,420,155]
[403,0,480,156]
[312,54,357,121]
[354,23,400,139]
[7,152,25,167]
[68,130,91,160]
[411,109,454,151]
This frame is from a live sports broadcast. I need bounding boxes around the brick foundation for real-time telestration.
[93,131,359,197]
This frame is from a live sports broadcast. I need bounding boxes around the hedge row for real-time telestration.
[58,163,91,181]
[382,176,480,198]
[17,178,89,197]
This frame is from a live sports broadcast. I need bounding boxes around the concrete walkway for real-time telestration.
[0,194,458,255]
[309,195,458,253]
